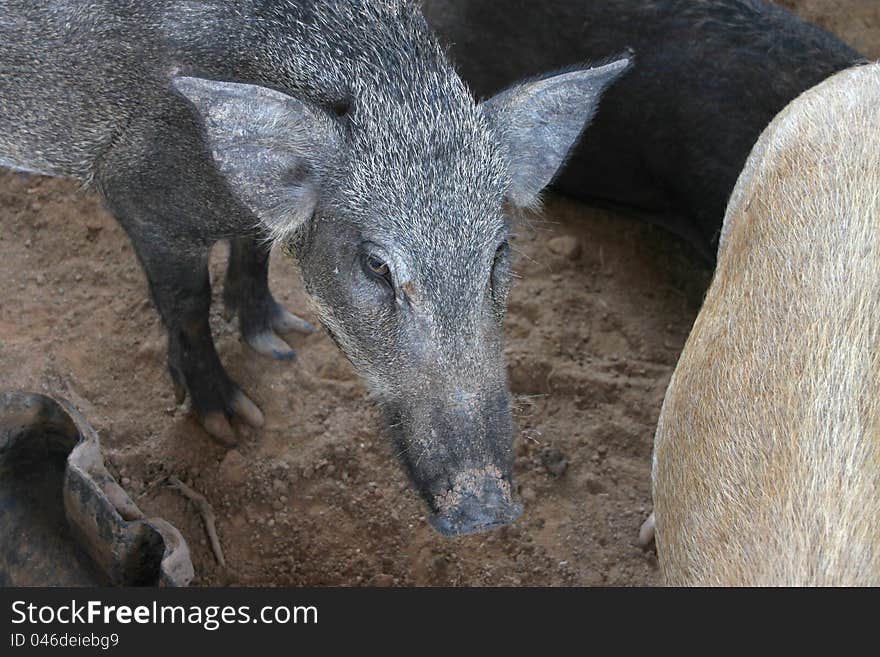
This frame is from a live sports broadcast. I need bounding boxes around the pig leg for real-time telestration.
[117,224,263,446]
[223,236,314,361]
[93,106,266,444]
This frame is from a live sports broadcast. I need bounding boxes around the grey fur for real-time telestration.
[482,60,632,208]
[172,76,340,240]
[0,0,626,534]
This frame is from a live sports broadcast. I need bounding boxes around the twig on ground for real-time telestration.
[167,475,226,567]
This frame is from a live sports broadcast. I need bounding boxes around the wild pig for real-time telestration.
[651,63,880,585]
[423,0,864,259]
[0,1,629,535]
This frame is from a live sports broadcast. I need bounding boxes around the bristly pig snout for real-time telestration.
[429,465,522,536]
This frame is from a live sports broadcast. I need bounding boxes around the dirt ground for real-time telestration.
[776,0,879,58]
[1,1,876,587]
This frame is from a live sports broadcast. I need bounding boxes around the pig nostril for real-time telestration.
[429,491,522,536]
[429,501,522,536]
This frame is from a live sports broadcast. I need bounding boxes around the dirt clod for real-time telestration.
[541,448,569,478]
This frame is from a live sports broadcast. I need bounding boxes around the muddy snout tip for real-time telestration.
[430,498,523,537]
[429,467,523,537]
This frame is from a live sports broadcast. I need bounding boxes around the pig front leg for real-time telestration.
[119,225,264,446]
[222,236,314,361]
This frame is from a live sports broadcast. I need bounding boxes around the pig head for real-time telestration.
[175,57,631,535]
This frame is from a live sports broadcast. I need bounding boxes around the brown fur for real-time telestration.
[653,63,880,586]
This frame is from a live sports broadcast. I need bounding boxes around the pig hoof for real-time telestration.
[200,392,263,446]
[246,330,297,361]
[230,390,265,428]
[638,511,656,548]
[171,376,187,405]
[272,307,315,335]
[202,412,238,447]
[168,364,187,404]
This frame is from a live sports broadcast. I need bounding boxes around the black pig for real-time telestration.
[424,0,864,259]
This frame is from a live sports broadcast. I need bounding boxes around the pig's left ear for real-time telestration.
[173,76,341,240]
[480,57,632,208]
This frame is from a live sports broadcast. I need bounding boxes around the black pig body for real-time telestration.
[424,0,864,259]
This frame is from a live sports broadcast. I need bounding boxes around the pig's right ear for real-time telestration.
[173,76,340,240]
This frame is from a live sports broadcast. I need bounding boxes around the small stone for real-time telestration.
[370,573,395,587]
[85,223,103,241]
[548,235,582,260]
[521,486,537,503]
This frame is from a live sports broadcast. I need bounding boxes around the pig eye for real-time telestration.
[367,254,389,276]
[363,252,393,287]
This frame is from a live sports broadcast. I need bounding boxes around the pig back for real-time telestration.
[653,63,880,586]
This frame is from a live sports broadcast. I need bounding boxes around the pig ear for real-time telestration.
[480,57,632,208]
[173,76,340,240]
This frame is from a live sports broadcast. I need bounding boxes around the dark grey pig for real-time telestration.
[0,0,629,535]
[424,0,864,260]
